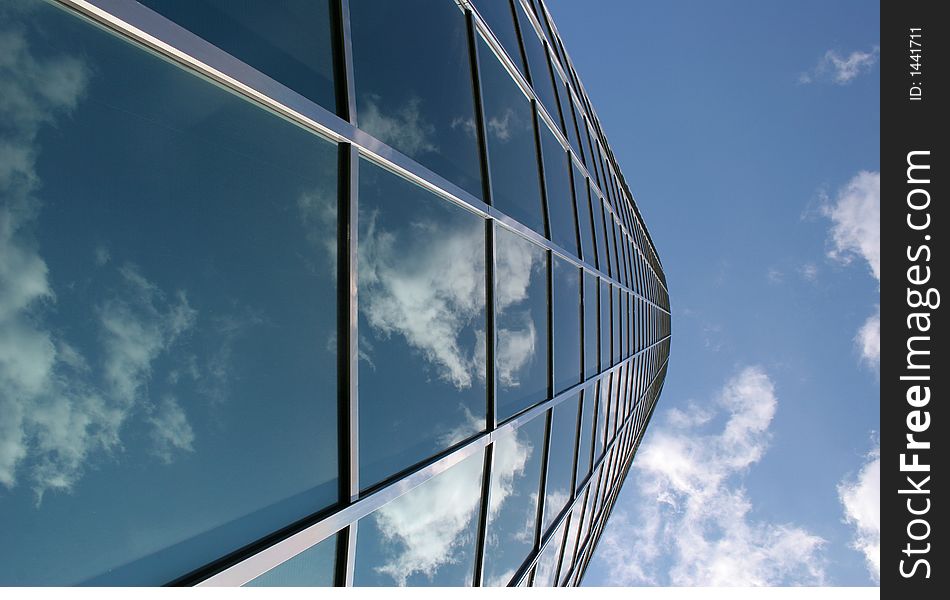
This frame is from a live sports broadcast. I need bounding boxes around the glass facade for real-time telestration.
[0,0,670,587]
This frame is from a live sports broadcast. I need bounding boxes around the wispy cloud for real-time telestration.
[856,307,880,368]
[822,170,880,369]
[596,367,826,586]
[799,263,819,282]
[799,47,879,85]
[823,171,880,280]
[372,416,531,585]
[359,95,437,157]
[838,445,880,581]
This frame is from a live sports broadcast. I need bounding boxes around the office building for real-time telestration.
[0,0,670,586]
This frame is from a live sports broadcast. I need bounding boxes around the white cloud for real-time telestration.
[800,47,879,85]
[856,308,880,368]
[799,263,819,282]
[0,28,199,499]
[372,414,533,586]
[359,210,486,389]
[149,396,195,463]
[766,267,783,285]
[838,447,880,581]
[823,171,880,280]
[359,96,437,157]
[597,367,826,586]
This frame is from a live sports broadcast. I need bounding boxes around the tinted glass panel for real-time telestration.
[483,416,546,587]
[612,286,621,365]
[245,535,337,586]
[574,166,596,266]
[561,81,583,159]
[358,160,486,488]
[474,0,527,78]
[495,228,549,421]
[542,394,578,532]
[350,0,483,199]
[558,510,580,585]
[478,37,545,237]
[0,2,338,585]
[592,195,609,276]
[599,281,611,371]
[576,387,596,491]
[515,4,560,124]
[139,0,337,113]
[533,519,565,586]
[583,273,599,379]
[540,122,578,256]
[552,257,581,393]
[354,450,484,586]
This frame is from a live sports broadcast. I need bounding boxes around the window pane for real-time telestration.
[612,286,621,366]
[540,122,578,256]
[477,37,545,237]
[473,0,528,79]
[599,280,611,371]
[592,195,609,276]
[552,257,581,393]
[0,2,338,585]
[483,416,546,587]
[533,519,565,587]
[583,273,599,380]
[515,3,561,125]
[350,0,483,199]
[558,509,580,585]
[575,386,596,491]
[542,394,578,532]
[245,535,337,587]
[495,228,548,421]
[139,0,338,113]
[358,160,486,488]
[561,80,583,160]
[574,165,596,266]
[354,450,484,586]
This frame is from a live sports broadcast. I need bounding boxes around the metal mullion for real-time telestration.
[518,353,670,586]
[335,0,357,124]
[338,142,360,586]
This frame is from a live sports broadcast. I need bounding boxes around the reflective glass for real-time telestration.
[575,387,596,490]
[599,281,611,370]
[542,394,578,532]
[358,160,486,488]
[495,228,549,421]
[483,416,546,587]
[0,2,338,585]
[594,379,608,458]
[592,196,610,276]
[612,286,621,365]
[558,509,580,585]
[552,257,581,393]
[139,0,337,113]
[515,4,561,124]
[477,37,545,237]
[610,218,623,286]
[533,519,565,586]
[474,0,528,79]
[603,210,616,279]
[350,0,483,199]
[540,122,578,256]
[583,273,599,380]
[353,450,484,586]
[245,535,337,587]
[574,165,596,266]
[561,81,583,159]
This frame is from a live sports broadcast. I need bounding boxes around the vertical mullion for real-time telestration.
[335,143,360,587]
[468,8,495,585]
[336,0,358,125]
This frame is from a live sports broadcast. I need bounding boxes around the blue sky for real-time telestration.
[546,0,881,586]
